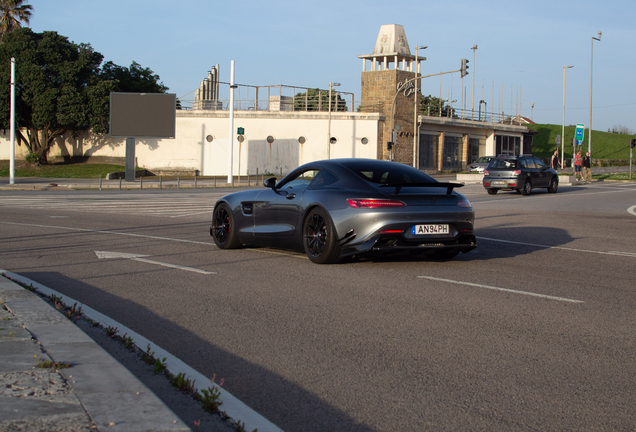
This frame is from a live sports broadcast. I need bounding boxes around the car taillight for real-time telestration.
[347,199,406,208]
[512,170,521,175]
[457,198,472,208]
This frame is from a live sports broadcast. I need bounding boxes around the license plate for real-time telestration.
[412,224,449,235]
[492,180,505,185]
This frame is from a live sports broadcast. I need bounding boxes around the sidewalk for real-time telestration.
[0,277,190,431]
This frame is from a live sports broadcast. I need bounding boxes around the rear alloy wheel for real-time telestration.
[487,189,498,195]
[547,177,558,193]
[211,203,242,249]
[521,179,532,196]
[303,208,341,264]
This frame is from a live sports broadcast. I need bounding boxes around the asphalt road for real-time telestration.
[1,181,635,431]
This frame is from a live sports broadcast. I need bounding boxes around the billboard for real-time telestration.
[109,93,176,138]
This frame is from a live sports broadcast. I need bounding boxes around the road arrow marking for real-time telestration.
[95,251,216,275]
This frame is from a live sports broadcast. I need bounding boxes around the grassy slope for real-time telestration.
[0,161,126,178]
[531,124,635,159]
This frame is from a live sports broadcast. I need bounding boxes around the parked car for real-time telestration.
[467,156,493,173]
[211,158,477,264]
[482,155,558,195]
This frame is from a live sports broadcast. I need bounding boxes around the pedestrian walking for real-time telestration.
[551,149,561,170]
[574,150,583,182]
[583,151,592,183]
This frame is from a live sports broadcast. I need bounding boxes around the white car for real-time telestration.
[468,156,493,173]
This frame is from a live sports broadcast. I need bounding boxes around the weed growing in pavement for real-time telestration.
[120,333,135,350]
[0,298,6,305]
[169,372,196,393]
[1,317,12,320]
[152,357,168,374]
[142,344,156,365]
[105,326,119,337]
[195,374,224,414]
[36,359,73,369]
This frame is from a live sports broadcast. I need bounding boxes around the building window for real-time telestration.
[496,135,521,156]
[443,135,462,170]
[418,134,437,169]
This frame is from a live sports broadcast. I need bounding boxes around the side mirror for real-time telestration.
[263,177,277,189]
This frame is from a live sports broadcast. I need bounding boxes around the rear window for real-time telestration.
[488,158,518,169]
[341,160,436,185]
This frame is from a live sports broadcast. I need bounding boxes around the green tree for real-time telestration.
[0,0,32,39]
[293,88,347,112]
[0,28,167,163]
[99,60,167,93]
[420,95,452,117]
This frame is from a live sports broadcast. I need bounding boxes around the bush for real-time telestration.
[25,153,39,163]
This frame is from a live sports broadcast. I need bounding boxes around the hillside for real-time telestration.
[530,124,635,159]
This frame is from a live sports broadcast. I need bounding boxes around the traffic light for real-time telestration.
[461,58,469,78]
[387,141,393,150]
[631,138,635,148]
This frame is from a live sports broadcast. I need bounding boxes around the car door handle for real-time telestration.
[286,193,296,200]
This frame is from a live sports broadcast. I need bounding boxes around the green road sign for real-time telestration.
[575,124,585,144]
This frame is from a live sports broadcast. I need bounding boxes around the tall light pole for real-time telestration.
[327,82,340,159]
[10,58,15,185]
[471,45,477,120]
[562,65,573,169]
[227,60,236,185]
[413,45,427,168]
[589,31,601,158]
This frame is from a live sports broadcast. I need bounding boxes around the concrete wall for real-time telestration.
[0,110,383,176]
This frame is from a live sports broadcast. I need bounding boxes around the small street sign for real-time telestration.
[237,127,245,135]
[556,134,561,145]
[575,124,585,145]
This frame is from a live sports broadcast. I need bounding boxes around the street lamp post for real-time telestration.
[327,82,340,159]
[589,31,601,159]
[413,45,427,168]
[562,65,573,169]
[471,45,477,120]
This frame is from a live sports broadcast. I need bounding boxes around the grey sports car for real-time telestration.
[210,158,476,264]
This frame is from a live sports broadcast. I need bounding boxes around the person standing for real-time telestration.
[583,151,592,183]
[551,149,561,171]
[574,150,583,182]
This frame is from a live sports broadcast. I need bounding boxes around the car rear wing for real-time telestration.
[380,182,464,195]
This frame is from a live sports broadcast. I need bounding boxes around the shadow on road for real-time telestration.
[15,271,377,432]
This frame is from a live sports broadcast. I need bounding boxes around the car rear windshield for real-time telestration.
[488,158,518,169]
[341,161,436,185]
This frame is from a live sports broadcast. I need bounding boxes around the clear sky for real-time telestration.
[28,0,636,133]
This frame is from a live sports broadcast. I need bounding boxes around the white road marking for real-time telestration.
[1,221,305,260]
[3,221,215,245]
[477,236,636,258]
[628,205,636,217]
[95,250,215,274]
[418,275,584,303]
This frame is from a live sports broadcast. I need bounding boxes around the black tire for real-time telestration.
[487,189,498,195]
[211,203,242,249]
[547,176,558,193]
[303,207,341,264]
[521,179,532,196]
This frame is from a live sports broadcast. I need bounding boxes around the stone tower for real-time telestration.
[358,24,422,164]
